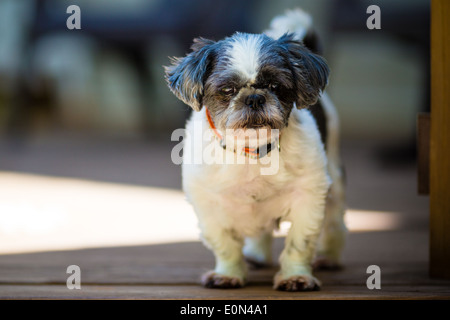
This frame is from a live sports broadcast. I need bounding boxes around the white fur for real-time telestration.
[228,33,262,82]
[183,107,331,286]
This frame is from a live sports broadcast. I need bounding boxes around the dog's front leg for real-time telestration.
[274,188,328,291]
[200,225,247,289]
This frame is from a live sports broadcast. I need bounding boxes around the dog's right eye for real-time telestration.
[221,87,236,96]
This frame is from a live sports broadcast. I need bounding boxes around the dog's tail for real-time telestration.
[264,8,322,54]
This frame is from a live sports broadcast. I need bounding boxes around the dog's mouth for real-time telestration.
[229,121,284,132]
[222,126,280,149]
[242,117,273,129]
[226,108,285,131]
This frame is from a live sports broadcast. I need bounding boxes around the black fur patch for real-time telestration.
[302,29,323,55]
[308,100,328,149]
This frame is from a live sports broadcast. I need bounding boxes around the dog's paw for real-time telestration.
[201,271,245,289]
[312,256,342,271]
[273,274,321,292]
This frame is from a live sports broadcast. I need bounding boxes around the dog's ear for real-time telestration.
[278,33,329,109]
[165,38,218,111]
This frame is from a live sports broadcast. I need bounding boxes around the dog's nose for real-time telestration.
[245,94,266,109]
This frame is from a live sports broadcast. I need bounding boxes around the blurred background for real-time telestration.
[0,0,430,254]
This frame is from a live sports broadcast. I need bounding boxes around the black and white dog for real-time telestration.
[165,9,346,291]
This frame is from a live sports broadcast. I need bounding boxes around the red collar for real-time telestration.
[205,107,280,159]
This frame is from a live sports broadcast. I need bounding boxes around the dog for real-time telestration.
[165,9,346,291]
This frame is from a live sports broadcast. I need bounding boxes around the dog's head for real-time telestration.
[165,32,329,132]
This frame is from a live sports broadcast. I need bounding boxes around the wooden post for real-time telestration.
[430,0,450,279]
[417,113,430,195]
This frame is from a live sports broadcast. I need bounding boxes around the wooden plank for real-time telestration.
[417,113,430,195]
[430,0,450,279]
[0,284,449,300]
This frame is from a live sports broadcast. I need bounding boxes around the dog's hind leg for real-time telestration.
[313,92,347,270]
[314,169,346,270]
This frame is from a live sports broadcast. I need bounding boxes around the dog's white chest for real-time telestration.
[205,165,293,235]
[228,174,276,202]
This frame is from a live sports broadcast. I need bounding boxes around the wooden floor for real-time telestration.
[0,231,449,299]
[0,136,449,299]
[0,232,447,299]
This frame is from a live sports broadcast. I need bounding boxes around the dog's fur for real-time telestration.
[165,9,346,291]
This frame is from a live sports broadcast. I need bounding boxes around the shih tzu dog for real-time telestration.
[165,9,346,291]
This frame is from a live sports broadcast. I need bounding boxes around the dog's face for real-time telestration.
[165,32,329,132]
